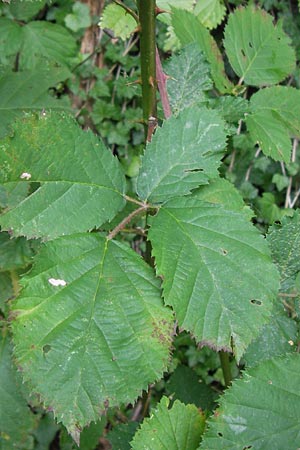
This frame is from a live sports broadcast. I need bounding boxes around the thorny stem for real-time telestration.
[156,47,171,119]
[137,0,157,141]
[107,205,149,240]
[219,351,232,388]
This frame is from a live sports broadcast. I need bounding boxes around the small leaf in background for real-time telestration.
[172,8,234,93]
[0,17,23,66]
[136,107,227,203]
[60,418,106,450]
[166,365,217,411]
[242,301,298,367]
[99,4,136,41]
[164,43,212,115]
[194,0,226,30]
[0,333,38,450]
[107,422,139,450]
[0,112,126,239]
[131,397,205,450]
[6,0,46,22]
[224,5,296,86]
[209,95,249,124]
[256,193,293,224]
[0,67,71,138]
[246,87,300,162]
[32,413,60,450]
[64,2,92,32]
[20,22,77,70]
[149,193,280,360]
[0,273,13,313]
[11,234,173,438]
[0,232,33,271]
[200,354,300,449]
[272,173,290,192]
[267,210,300,292]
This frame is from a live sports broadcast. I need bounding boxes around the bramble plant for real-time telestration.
[1,1,300,449]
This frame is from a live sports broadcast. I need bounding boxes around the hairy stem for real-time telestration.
[219,351,232,387]
[137,0,157,141]
[107,205,149,240]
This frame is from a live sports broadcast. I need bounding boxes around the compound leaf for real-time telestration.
[148,193,279,360]
[11,233,173,440]
[0,332,37,450]
[224,6,296,86]
[246,87,300,163]
[200,354,300,449]
[131,397,205,450]
[164,43,212,115]
[136,107,227,204]
[172,8,233,93]
[0,67,71,138]
[0,112,126,240]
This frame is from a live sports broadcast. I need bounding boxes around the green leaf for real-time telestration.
[11,234,173,440]
[194,0,226,30]
[19,22,77,69]
[172,8,234,93]
[0,67,71,138]
[148,193,280,360]
[136,107,227,203]
[131,397,205,450]
[0,18,22,66]
[223,5,296,86]
[256,193,292,224]
[164,43,212,115]
[200,354,300,449]
[60,419,106,450]
[107,422,139,450]
[209,96,249,124]
[267,211,300,292]
[0,232,33,271]
[99,4,136,41]
[195,178,254,220]
[64,2,92,32]
[243,301,298,367]
[246,87,300,162]
[157,0,195,11]
[0,272,13,313]
[0,182,29,209]
[0,112,126,240]
[0,332,37,450]
[7,0,46,21]
[166,365,217,411]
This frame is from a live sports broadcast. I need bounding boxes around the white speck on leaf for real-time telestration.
[288,340,294,346]
[48,278,67,287]
[20,172,31,180]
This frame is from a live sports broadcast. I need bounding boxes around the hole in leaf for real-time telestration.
[220,248,228,256]
[218,432,223,437]
[241,49,246,57]
[184,168,203,173]
[248,42,253,48]
[43,344,52,354]
[243,446,252,449]
[250,299,262,306]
